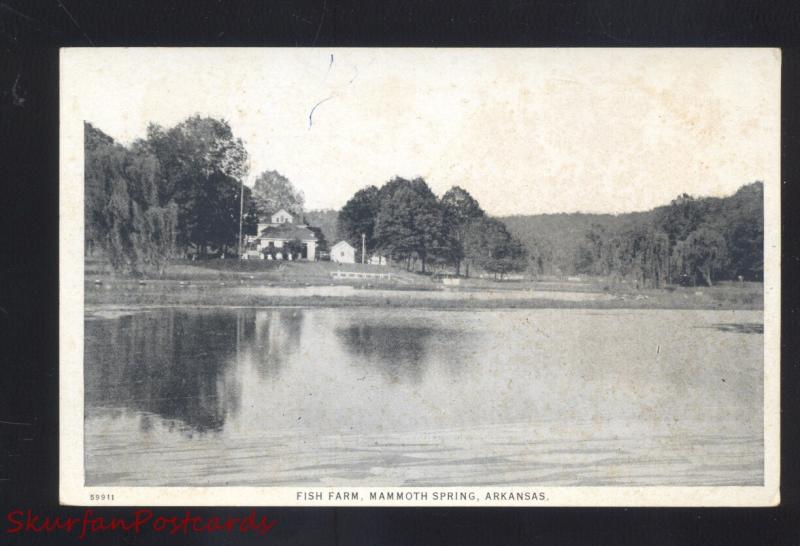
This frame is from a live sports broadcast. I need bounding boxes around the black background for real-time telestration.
[1,1,799,544]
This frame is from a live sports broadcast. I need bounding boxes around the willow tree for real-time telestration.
[84,123,178,276]
[684,227,728,286]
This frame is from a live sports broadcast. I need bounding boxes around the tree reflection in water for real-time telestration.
[247,309,305,379]
[85,308,307,436]
[86,310,240,434]
[83,308,764,487]
[334,324,437,383]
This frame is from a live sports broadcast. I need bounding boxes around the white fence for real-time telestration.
[330,271,392,281]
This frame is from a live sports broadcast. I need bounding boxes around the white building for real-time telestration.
[330,241,356,264]
[244,209,318,260]
[270,209,294,225]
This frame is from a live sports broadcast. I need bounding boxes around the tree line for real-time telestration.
[572,182,763,286]
[336,178,528,277]
[501,182,763,287]
[86,115,763,285]
[86,117,309,275]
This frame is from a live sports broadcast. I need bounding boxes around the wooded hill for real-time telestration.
[501,211,655,277]
[304,209,340,247]
[500,182,764,284]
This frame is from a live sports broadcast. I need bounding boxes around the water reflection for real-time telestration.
[85,309,309,435]
[84,307,765,486]
[702,322,764,334]
[335,324,436,383]
[247,309,305,379]
[86,311,240,433]
[87,309,471,437]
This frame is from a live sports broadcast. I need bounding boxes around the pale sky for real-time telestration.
[64,48,780,216]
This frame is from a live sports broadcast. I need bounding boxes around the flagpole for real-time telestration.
[238,177,244,257]
[239,157,250,258]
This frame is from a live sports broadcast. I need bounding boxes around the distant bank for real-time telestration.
[85,278,762,312]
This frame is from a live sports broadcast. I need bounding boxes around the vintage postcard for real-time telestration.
[60,48,780,506]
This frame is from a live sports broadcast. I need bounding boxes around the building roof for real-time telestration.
[271,208,293,220]
[257,224,318,241]
[331,240,355,251]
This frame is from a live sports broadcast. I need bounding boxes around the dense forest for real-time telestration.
[502,182,763,285]
[501,211,652,277]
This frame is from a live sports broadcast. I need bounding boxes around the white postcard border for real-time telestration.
[59,48,781,507]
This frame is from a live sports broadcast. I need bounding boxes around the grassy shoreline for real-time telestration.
[85,284,763,311]
[83,258,763,311]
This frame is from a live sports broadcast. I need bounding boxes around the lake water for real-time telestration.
[84,307,764,486]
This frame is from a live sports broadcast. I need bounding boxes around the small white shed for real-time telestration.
[331,241,356,264]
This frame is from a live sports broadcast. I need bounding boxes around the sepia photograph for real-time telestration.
[59,48,780,506]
